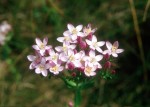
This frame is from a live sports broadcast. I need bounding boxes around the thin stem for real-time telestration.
[74,85,81,107]
[143,0,150,22]
[129,0,148,83]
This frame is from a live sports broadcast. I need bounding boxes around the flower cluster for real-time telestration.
[27,24,124,77]
[0,21,11,45]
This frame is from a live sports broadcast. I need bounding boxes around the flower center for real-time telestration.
[39,43,45,50]
[85,66,92,74]
[72,28,77,34]
[111,46,117,52]
[39,65,44,71]
[69,55,74,61]
[52,55,57,60]
[51,66,58,72]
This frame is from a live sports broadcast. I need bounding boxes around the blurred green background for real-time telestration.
[0,0,150,107]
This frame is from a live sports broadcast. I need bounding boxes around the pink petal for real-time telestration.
[32,45,39,50]
[55,46,62,52]
[27,55,36,61]
[43,37,48,45]
[76,25,83,31]
[58,66,64,71]
[113,41,119,48]
[35,38,42,46]
[106,41,112,50]
[116,49,124,53]
[68,24,74,31]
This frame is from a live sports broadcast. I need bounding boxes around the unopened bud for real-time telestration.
[87,33,93,40]
[111,70,116,74]
[103,53,110,60]
[71,72,76,77]
[68,62,75,70]
[104,61,111,69]
[79,41,87,49]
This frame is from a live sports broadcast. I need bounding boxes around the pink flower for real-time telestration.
[46,49,59,63]
[84,62,96,76]
[86,35,105,53]
[64,24,84,40]
[55,42,76,54]
[27,51,42,69]
[83,24,97,36]
[49,61,64,75]
[34,58,49,77]
[0,21,11,45]
[32,37,52,56]
[103,41,124,57]
[57,31,77,43]
[84,50,103,68]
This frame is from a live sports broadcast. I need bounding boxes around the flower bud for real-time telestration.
[104,61,111,69]
[68,62,75,70]
[77,36,82,43]
[87,33,93,40]
[71,72,76,77]
[111,70,116,74]
[103,53,110,60]
[79,40,87,49]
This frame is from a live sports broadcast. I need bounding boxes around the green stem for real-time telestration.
[74,86,81,107]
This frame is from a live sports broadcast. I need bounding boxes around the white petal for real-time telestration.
[27,55,36,61]
[76,25,83,31]
[96,55,103,61]
[103,50,111,55]
[58,66,64,71]
[68,24,74,31]
[92,35,97,42]
[70,45,76,49]
[106,41,112,50]
[35,38,42,46]
[116,49,124,53]
[96,47,103,53]
[86,39,92,45]
[42,70,48,77]
[57,37,64,42]
[55,46,62,52]
[71,34,77,40]
[63,31,71,36]
[29,63,34,69]
[97,41,105,47]
[89,50,95,57]
[90,71,96,76]
[35,68,41,74]
[77,32,85,37]
[112,53,118,57]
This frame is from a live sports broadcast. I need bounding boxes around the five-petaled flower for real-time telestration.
[103,41,124,57]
